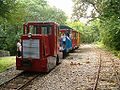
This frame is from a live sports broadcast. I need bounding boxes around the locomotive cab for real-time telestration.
[16,22,61,72]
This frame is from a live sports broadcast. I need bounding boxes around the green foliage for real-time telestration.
[0,0,16,19]
[100,17,120,50]
[72,0,120,51]
[67,21,84,32]
[20,0,67,24]
[0,0,67,55]
[96,0,120,50]
[68,20,100,43]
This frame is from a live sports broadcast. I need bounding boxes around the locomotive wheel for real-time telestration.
[56,54,59,65]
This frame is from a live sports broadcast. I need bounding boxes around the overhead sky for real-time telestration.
[46,0,73,17]
[46,0,92,23]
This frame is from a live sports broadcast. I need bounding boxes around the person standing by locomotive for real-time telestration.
[17,40,22,57]
[61,33,67,59]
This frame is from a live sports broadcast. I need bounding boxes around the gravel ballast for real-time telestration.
[0,44,120,90]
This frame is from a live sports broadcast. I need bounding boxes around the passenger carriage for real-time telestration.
[76,31,80,49]
[71,30,80,49]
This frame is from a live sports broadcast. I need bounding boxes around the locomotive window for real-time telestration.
[29,25,39,34]
[24,26,27,34]
[23,25,29,34]
[54,26,57,36]
[41,26,51,35]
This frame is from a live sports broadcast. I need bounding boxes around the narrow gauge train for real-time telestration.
[16,21,62,72]
[59,25,80,58]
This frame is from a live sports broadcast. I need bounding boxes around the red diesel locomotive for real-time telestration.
[16,22,62,72]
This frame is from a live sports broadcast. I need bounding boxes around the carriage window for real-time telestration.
[76,33,78,39]
[59,32,62,37]
[74,33,76,39]
[41,26,51,35]
[72,32,75,39]
[69,33,72,38]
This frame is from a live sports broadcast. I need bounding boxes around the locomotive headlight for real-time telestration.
[28,33,32,38]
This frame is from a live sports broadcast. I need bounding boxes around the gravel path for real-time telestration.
[95,47,120,90]
[0,44,120,90]
[24,44,102,90]
[0,67,22,85]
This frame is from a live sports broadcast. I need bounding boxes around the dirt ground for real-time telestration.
[0,44,120,90]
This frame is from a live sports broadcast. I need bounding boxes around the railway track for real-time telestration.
[0,45,120,90]
[93,54,102,90]
[0,71,44,90]
[92,46,120,90]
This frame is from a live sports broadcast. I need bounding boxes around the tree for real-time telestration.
[72,0,120,50]
[72,0,98,20]
[0,0,67,55]
[0,0,16,19]
[20,0,67,24]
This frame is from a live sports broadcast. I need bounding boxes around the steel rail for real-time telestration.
[17,73,43,90]
[93,54,102,90]
[0,71,24,87]
[0,72,44,90]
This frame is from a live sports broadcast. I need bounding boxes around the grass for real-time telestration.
[96,42,120,59]
[0,56,16,73]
